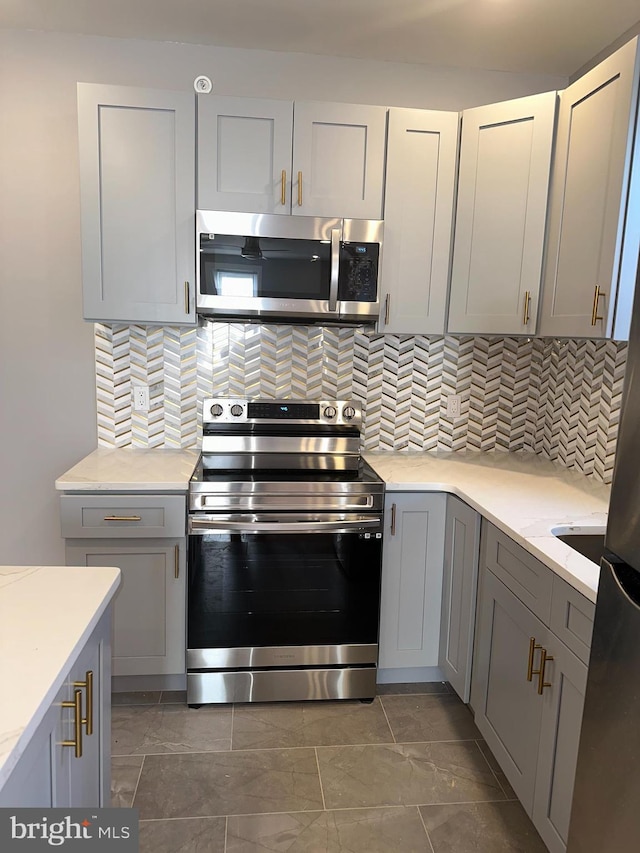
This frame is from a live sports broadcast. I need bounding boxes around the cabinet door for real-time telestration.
[378,493,446,670]
[439,496,480,702]
[197,95,294,214]
[77,83,196,324]
[448,91,556,334]
[379,108,458,334]
[66,539,186,677]
[532,635,588,853]
[291,101,387,219]
[471,566,547,812]
[539,38,640,339]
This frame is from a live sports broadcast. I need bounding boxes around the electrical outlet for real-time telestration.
[132,385,150,412]
[446,394,462,418]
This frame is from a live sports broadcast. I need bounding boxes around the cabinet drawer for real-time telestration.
[550,576,595,665]
[61,495,186,539]
[483,522,553,623]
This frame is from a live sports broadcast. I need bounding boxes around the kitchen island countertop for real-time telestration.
[364,450,610,602]
[0,565,121,789]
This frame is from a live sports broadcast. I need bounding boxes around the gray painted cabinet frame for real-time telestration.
[77,83,196,324]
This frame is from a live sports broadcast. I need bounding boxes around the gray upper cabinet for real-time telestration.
[77,83,196,325]
[292,101,386,219]
[197,96,387,219]
[439,495,480,702]
[378,108,458,334]
[197,96,294,214]
[539,38,640,340]
[448,91,557,335]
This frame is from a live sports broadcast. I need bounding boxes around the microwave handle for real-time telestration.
[329,228,341,312]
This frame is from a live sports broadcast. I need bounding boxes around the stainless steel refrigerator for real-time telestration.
[567,264,640,851]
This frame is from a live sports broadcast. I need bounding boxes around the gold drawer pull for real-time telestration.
[184,281,190,314]
[103,515,142,522]
[527,637,543,681]
[62,688,83,758]
[591,285,605,325]
[74,670,93,736]
[537,648,554,695]
[297,171,303,207]
[281,169,287,206]
[384,293,391,326]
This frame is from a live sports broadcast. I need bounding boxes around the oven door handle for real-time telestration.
[189,516,382,534]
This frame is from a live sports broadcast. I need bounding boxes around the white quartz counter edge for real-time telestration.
[55,448,200,492]
[0,566,121,789]
[364,452,610,604]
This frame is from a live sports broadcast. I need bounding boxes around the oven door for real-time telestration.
[196,210,342,322]
[187,512,383,670]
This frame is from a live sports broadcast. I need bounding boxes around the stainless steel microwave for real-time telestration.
[196,210,383,325]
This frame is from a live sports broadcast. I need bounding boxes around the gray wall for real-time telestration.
[0,27,566,565]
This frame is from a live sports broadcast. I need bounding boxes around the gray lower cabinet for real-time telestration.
[439,495,480,702]
[472,522,592,853]
[66,539,186,678]
[378,492,446,676]
[0,611,111,808]
[77,83,196,324]
[62,494,187,679]
[533,631,588,853]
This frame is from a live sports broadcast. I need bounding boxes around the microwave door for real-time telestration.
[198,231,338,322]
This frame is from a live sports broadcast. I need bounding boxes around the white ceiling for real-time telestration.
[1,0,639,77]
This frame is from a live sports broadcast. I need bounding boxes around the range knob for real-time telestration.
[209,403,224,417]
[230,404,244,417]
[323,406,337,419]
[342,405,356,421]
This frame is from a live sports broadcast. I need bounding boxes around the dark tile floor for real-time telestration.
[111,685,547,852]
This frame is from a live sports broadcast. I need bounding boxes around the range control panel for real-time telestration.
[203,398,362,427]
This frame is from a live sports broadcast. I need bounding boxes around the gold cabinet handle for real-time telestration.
[591,285,605,325]
[103,515,142,522]
[184,281,190,314]
[523,290,531,325]
[537,648,554,695]
[62,688,83,758]
[390,502,397,536]
[175,543,180,579]
[384,294,390,326]
[74,670,93,736]
[281,170,287,206]
[297,171,303,207]
[527,637,543,681]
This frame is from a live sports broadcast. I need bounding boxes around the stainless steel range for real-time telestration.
[187,398,385,705]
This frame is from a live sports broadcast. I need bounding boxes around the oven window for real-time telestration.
[188,531,381,649]
[199,234,332,300]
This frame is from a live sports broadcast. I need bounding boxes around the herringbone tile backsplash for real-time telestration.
[95,322,627,484]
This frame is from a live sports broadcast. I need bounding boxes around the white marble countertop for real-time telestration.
[364,451,610,602]
[55,446,609,601]
[55,447,200,492]
[0,565,121,789]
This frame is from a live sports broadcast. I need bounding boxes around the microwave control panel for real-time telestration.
[338,243,379,302]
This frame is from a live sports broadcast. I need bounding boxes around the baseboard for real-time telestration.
[112,673,187,693]
[376,666,445,684]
